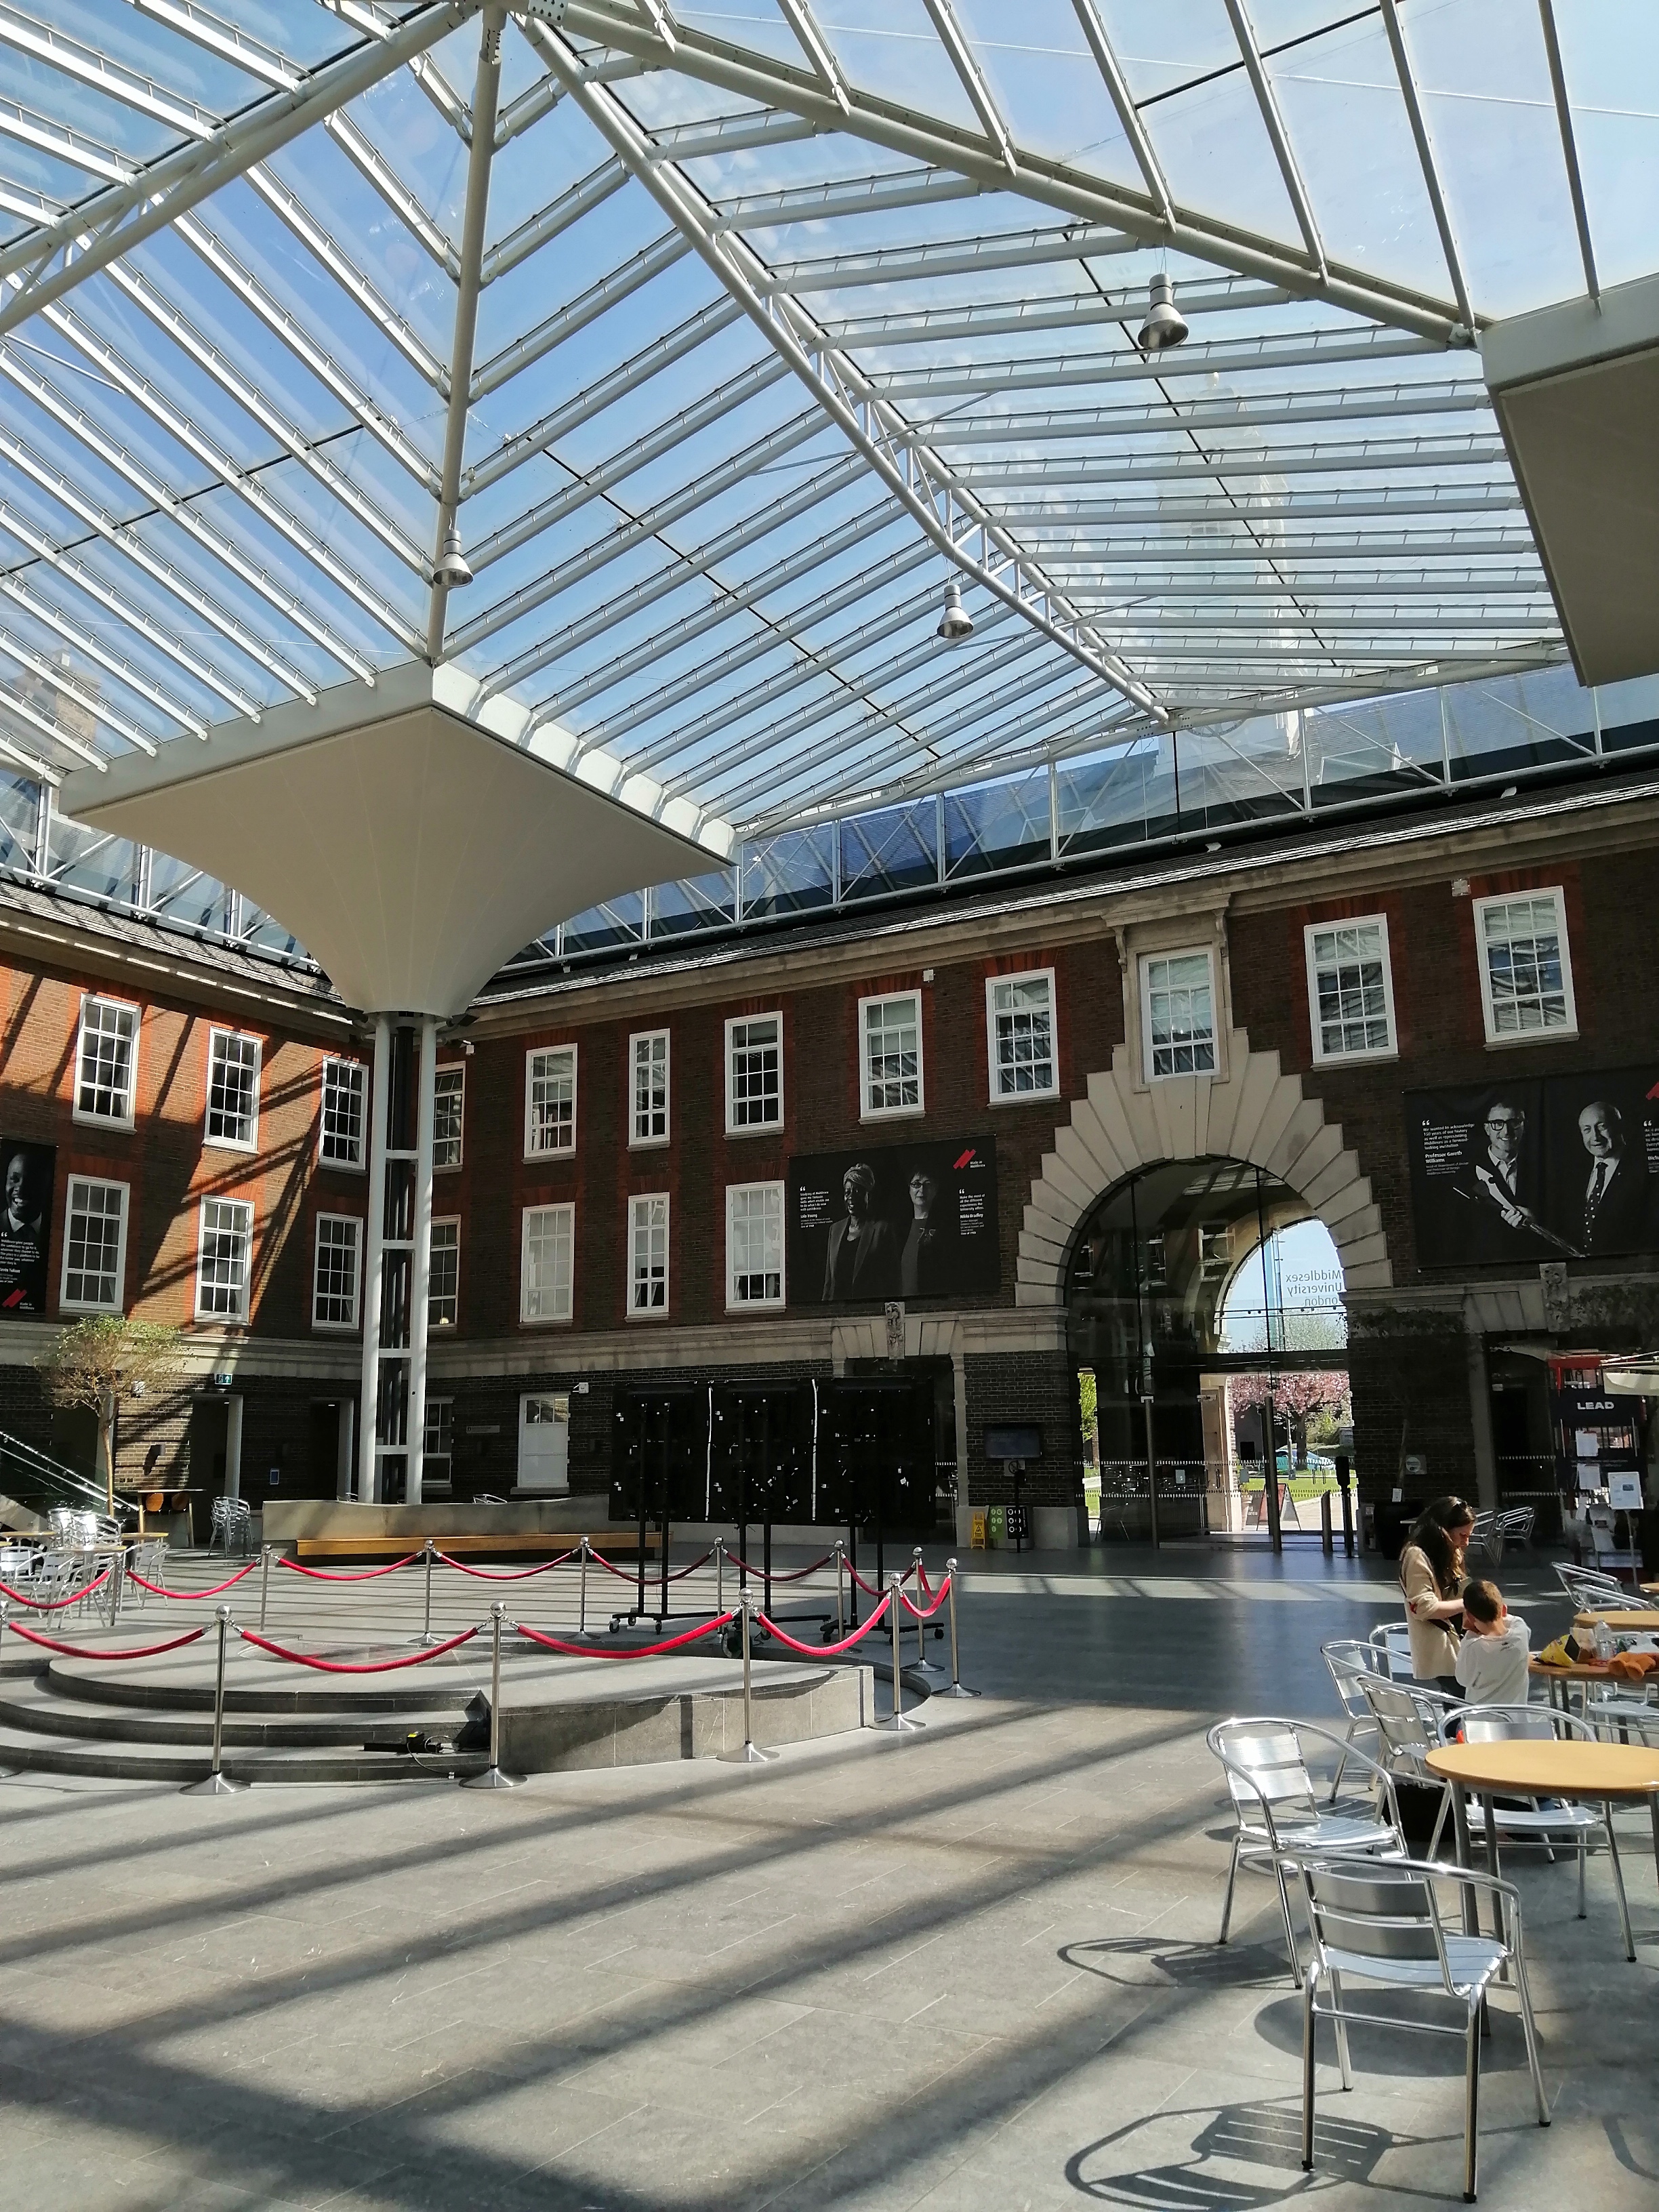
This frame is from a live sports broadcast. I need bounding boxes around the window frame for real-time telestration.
[1303,914,1399,1066]
[429,1215,459,1328]
[1472,885,1578,1045]
[629,1028,671,1149]
[724,1011,784,1136]
[858,989,925,1120]
[195,1194,254,1324]
[628,1190,670,1317]
[524,1042,578,1160]
[726,1179,785,1311]
[983,968,1059,1105]
[520,1202,574,1325]
[319,1054,367,1171]
[72,994,140,1132]
[1139,947,1218,1083]
[311,1212,363,1332]
[204,1025,262,1153]
[432,1063,465,1171]
[59,1175,129,1315]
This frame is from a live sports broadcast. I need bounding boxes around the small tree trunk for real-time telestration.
[99,1389,116,1518]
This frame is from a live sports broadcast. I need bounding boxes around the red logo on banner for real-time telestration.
[953,1147,977,1170]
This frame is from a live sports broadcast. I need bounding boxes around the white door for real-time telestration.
[518,1394,569,1493]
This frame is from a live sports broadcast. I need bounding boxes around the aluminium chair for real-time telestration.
[1320,1639,1386,1802]
[1353,1674,1459,1860]
[1367,1620,1414,1679]
[1208,1717,1405,1988]
[1494,1505,1535,1553]
[1466,1509,1498,1563]
[1553,1560,1626,1612]
[1296,1856,1548,2202]
[1450,1703,1633,1958]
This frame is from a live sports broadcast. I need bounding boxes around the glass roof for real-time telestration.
[1,0,1656,859]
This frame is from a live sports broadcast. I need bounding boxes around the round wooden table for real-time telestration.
[1427,1740,1659,1958]
[1574,1609,1659,1633]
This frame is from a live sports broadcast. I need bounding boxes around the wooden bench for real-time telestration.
[293,1532,661,1561]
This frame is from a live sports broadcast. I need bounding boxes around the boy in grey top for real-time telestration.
[1453,1579,1532,1708]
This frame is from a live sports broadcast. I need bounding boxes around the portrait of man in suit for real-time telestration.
[1575,1100,1651,1254]
[1453,1099,1562,1259]
[821,1162,897,1301]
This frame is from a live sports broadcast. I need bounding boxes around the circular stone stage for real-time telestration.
[0,1635,876,1784]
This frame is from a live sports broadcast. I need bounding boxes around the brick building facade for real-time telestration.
[2,768,1656,1545]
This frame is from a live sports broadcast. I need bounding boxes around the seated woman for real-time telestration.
[1399,1495,1475,1690]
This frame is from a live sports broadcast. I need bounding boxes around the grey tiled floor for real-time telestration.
[1,1542,1653,2209]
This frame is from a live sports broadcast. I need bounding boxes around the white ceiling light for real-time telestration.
[434,525,474,590]
[1136,273,1189,354]
[937,579,974,640]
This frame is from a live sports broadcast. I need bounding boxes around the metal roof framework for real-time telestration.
[1,0,1652,888]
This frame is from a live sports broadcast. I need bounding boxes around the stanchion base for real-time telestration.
[182,1770,247,1796]
[934,1683,981,1699]
[909,1660,951,1684]
[720,1739,778,1763]
[460,1765,522,1790]
[879,1713,926,1732]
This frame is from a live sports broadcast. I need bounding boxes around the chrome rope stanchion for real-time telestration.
[911,1547,948,1683]
[421,1538,436,1645]
[578,1535,591,1635]
[720,1591,777,1763]
[258,1543,271,1633]
[182,1606,246,1795]
[937,1559,978,1698]
[462,1601,520,1789]
[716,1536,725,1617]
[108,1544,123,1626]
[835,1540,845,1639]
[880,1571,924,1732]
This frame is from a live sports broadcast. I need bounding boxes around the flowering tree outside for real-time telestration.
[38,1317,186,1515]
[1230,1370,1351,1473]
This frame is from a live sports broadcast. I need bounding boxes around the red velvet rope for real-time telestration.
[237,1624,479,1672]
[125,1560,260,1600]
[664,1548,716,1582]
[514,1612,735,1659]
[276,1552,422,1581]
[586,1549,641,1580]
[432,1547,579,1580]
[899,1578,951,1622]
[0,1563,115,1610]
[755,1595,890,1657]
[917,1560,933,1598]
[720,1549,835,1582]
[4,1620,207,1658]
[846,1561,917,1598]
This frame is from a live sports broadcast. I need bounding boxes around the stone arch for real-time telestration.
[1015,1029,1393,1307]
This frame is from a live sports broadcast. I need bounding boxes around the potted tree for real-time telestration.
[38,1317,187,1525]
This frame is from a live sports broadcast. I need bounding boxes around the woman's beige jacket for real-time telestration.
[1400,1543,1464,1679]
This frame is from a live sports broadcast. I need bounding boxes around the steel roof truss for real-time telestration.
[0,566,206,735]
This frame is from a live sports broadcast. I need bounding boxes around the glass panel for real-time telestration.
[944,766,1050,880]
[840,801,937,903]
[741,826,836,920]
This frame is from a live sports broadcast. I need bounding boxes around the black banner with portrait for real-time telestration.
[1404,1068,1659,1268]
[787,1137,1000,1305]
[0,1137,54,1315]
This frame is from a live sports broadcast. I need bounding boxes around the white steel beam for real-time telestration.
[547,529,931,724]
[469,230,692,399]
[922,0,1017,173]
[0,626,160,756]
[824,279,1287,348]
[468,357,792,571]
[465,441,864,675]
[1537,0,1599,301]
[463,295,744,496]
[958,436,1511,487]
[997,487,1522,525]
[1223,0,1326,277]
[758,224,1137,294]
[0,350,383,680]
[429,7,506,660]
[1032,533,1536,563]
[1378,0,1475,335]
[870,327,1439,403]
[0,426,324,699]
[526,0,1473,342]
[712,166,976,234]
[524,18,1164,720]
[127,0,298,91]
[911,380,1492,445]
[481,157,627,284]
[1069,0,1172,224]
[324,109,461,274]
[0,2,476,334]
[775,0,850,111]
[0,565,207,734]
[0,501,263,717]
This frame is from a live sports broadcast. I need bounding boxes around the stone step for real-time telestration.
[0,1721,487,1786]
[0,1674,467,1750]
[39,1648,485,1716]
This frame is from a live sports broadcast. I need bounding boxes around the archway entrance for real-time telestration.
[1067,1158,1349,1551]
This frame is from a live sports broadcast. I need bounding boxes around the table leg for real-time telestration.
[1481,1793,1502,1939]
[1650,1793,1659,1895]
[1450,1783,1479,1936]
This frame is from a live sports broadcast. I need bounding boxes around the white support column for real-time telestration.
[357,1014,392,1503]
[952,1348,972,1553]
[335,1396,355,1503]
[224,1393,244,1505]
[406,1015,438,1505]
